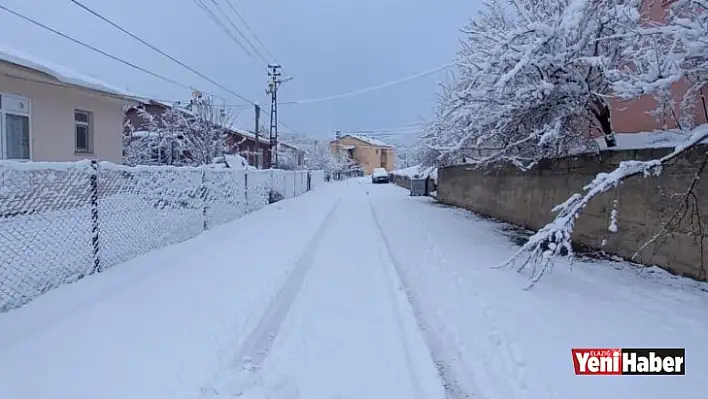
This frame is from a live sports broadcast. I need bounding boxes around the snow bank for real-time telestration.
[0,160,326,312]
[0,43,140,100]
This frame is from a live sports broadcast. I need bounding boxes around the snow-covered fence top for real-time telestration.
[0,160,325,312]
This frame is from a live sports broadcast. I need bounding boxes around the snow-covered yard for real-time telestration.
[0,179,705,399]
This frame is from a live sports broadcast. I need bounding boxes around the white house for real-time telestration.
[0,45,138,162]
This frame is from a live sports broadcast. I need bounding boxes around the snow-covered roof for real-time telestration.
[226,127,270,144]
[592,130,708,151]
[279,141,304,152]
[345,135,394,148]
[0,44,140,100]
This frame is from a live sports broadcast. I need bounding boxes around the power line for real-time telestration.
[224,0,277,63]
[204,0,269,65]
[67,0,255,105]
[0,3,202,95]
[278,120,304,135]
[279,63,454,105]
[341,123,425,134]
[192,0,259,67]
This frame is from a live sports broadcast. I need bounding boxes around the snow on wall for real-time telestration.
[0,161,326,312]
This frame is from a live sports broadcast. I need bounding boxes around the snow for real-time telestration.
[0,43,140,100]
[392,165,438,182]
[1,180,706,399]
[346,134,394,148]
[227,127,270,145]
[372,167,388,178]
[593,130,708,151]
[210,154,254,170]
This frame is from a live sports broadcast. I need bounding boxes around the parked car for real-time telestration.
[371,168,389,184]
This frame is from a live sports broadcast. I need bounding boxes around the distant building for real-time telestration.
[277,141,306,169]
[330,134,396,174]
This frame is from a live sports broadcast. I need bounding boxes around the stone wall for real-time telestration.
[437,146,708,280]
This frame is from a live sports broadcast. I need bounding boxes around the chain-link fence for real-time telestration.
[0,160,325,312]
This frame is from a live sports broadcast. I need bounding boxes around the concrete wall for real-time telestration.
[437,146,708,280]
[0,62,127,163]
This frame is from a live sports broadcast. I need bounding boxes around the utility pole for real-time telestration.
[254,103,260,168]
[265,64,291,168]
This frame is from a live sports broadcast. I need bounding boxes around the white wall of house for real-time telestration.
[0,62,126,163]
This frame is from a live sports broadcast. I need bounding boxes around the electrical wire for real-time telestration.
[340,123,425,134]
[67,0,256,105]
[193,0,260,67]
[224,0,277,63]
[0,70,251,110]
[278,120,304,135]
[0,3,205,95]
[279,63,454,105]
[205,0,269,65]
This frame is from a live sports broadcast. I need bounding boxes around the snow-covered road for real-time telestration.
[1,178,707,399]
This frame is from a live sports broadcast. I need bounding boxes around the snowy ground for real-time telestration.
[0,178,706,399]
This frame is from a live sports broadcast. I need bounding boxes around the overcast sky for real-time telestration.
[0,0,479,143]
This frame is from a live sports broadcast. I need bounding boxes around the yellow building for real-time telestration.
[330,135,396,175]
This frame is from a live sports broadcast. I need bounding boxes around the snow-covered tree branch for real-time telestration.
[498,0,708,285]
[422,0,708,285]
[422,0,645,169]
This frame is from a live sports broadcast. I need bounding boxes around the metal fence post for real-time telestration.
[90,160,101,274]
[244,171,249,213]
[201,167,208,231]
[307,171,312,191]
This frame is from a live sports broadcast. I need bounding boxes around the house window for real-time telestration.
[74,110,92,153]
[0,94,31,160]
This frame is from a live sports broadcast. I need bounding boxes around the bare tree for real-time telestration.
[182,94,238,166]
[124,95,238,166]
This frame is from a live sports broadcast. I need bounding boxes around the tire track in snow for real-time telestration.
[369,199,478,399]
[405,201,536,399]
[202,196,342,397]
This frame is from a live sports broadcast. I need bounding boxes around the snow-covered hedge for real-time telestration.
[0,160,325,312]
